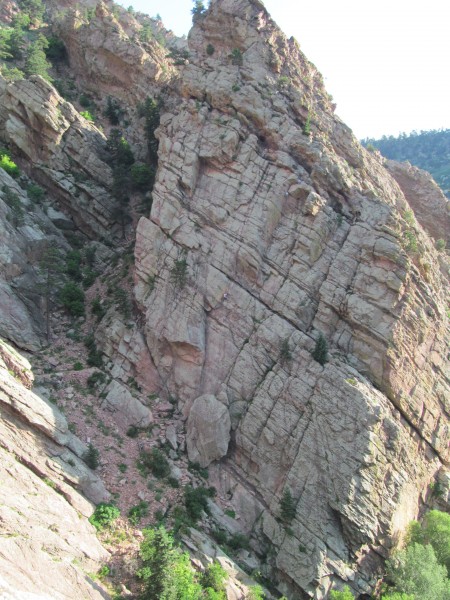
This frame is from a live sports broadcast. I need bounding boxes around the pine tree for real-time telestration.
[139,526,177,599]
[25,35,52,81]
[83,443,99,470]
[280,488,296,523]
[38,246,63,342]
[312,333,328,365]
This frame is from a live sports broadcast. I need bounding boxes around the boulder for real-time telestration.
[104,379,153,428]
[186,394,231,467]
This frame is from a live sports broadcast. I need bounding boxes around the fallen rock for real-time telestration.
[104,379,153,428]
[186,394,231,467]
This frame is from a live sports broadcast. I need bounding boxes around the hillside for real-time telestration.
[0,1,448,599]
[362,129,450,198]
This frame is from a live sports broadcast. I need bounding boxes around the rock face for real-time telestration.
[0,75,116,239]
[186,394,231,467]
[0,339,110,599]
[385,158,450,243]
[0,0,448,598]
[133,0,449,596]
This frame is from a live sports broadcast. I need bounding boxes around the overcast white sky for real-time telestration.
[116,0,450,139]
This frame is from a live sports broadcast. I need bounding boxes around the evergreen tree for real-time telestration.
[312,333,328,365]
[280,488,296,523]
[0,28,13,60]
[191,0,206,19]
[18,0,45,24]
[83,443,100,470]
[8,24,27,60]
[139,526,177,599]
[142,97,160,163]
[38,246,64,341]
[25,35,52,81]
[104,96,121,125]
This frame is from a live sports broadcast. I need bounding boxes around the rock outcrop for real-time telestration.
[0,75,117,239]
[133,0,449,596]
[385,158,450,244]
[186,393,231,467]
[0,339,110,598]
[0,0,448,598]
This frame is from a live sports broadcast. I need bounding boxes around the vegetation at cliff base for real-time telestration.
[138,526,228,599]
[332,510,450,600]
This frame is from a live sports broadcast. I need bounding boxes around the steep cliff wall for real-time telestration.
[133,0,449,597]
[0,0,448,598]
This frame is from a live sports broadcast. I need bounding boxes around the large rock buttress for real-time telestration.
[134,0,449,597]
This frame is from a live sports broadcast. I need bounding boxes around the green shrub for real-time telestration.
[139,447,171,479]
[87,371,106,390]
[139,526,203,598]
[329,587,354,600]
[206,43,215,56]
[73,361,83,371]
[91,297,106,321]
[407,510,450,572]
[435,239,446,252]
[403,230,418,254]
[311,333,328,365]
[66,250,82,281]
[279,338,292,363]
[184,485,215,522]
[45,36,67,63]
[2,186,24,226]
[131,163,155,191]
[27,184,45,202]
[126,424,140,438]
[246,585,265,600]
[83,443,100,470]
[385,543,449,600]
[60,282,85,316]
[171,256,188,288]
[228,532,249,551]
[280,488,296,523]
[191,0,206,18]
[80,110,94,122]
[0,153,20,178]
[25,35,52,81]
[84,334,103,367]
[0,66,25,82]
[104,96,122,125]
[79,94,92,108]
[211,528,228,546]
[201,561,227,594]
[89,502,120,530]
[188,461,209,479]
[230,48,243,66]
[303,114,311,136]
[128,500,149,525]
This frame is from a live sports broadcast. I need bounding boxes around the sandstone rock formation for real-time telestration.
[0,0,448,598]
[385,158,450,244]
[0,339,110,598]
[186,394,231,467]
[133,0,449,596]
